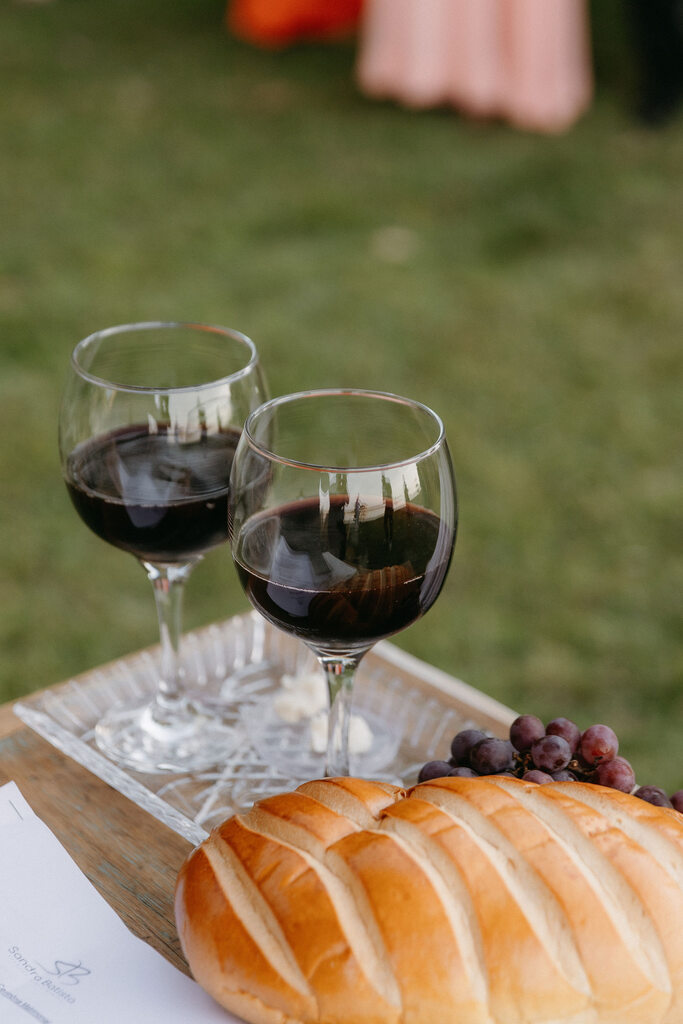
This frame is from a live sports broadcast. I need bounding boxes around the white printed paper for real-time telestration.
[0,781,241,1023]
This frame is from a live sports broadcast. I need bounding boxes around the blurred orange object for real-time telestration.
[227,0,364,48]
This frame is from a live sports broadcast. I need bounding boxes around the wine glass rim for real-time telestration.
[71,320,259,393]
[243,387,447,472]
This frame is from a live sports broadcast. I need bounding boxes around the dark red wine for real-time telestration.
[233,495,454,651]
[65,424,240,563]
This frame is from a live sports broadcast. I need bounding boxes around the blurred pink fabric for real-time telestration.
[356,0,592,133]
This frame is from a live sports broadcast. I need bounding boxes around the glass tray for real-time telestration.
[14,612,516,847]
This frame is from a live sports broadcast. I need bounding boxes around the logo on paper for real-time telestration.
[37,959,91,986]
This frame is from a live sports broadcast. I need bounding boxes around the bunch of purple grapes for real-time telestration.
[418,713,683,814]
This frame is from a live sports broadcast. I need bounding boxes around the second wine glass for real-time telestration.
[228,388,457,778]
[59,321,268,774]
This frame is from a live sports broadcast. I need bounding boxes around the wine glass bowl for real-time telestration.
[229,389,457,778]
[59,321,268,774]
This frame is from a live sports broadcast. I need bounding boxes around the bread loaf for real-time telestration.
[175,775,683,1023]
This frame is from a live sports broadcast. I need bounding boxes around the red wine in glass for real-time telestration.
[234,495,454,650]
[229,388,457,779]
[65,423,241,564]
[59,320,268,774]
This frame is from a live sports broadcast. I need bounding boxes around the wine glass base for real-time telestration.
[95,700,240,775]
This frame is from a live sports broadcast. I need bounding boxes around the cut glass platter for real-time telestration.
[14,612,516,847]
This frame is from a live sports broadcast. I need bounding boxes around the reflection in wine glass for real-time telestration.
[229,388,457,778]
[59,321,268,773]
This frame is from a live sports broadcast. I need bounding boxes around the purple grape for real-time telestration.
[594,756,636,793]
[470,737,514,776]
[531,734,572,773]
[545,717,581,753]
[450,729,487,767]
[579,724,619,767]
[634,786,673,808]
[523,769,553,784]
[418,760,453,783]
[509,714,545,753]
[671,790,683,814]
[449,766,478,778]
[551,769,577,782]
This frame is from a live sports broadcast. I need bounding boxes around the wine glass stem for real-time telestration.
[319,653,364,777]
[144,562,195,720]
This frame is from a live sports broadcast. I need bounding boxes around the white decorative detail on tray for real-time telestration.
[13,612,515,847]
[273,670,328,723]
[309,709,373,755]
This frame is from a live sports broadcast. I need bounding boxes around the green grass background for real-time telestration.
[1,0,681,789]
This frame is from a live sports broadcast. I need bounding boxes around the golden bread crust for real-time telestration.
[175,776,683,1024]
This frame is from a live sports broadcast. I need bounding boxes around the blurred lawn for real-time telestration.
[1,0,681,789]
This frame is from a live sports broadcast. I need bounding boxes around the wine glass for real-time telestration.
[228,388,457,778]
[59,321,268,774]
